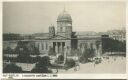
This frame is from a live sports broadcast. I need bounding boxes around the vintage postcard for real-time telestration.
[1,0,127,79]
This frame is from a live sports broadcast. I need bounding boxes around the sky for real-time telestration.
[3,1,126,34]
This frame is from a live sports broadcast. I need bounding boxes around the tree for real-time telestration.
[4,47,13,54]
[48,46,55,56]
[56,55,64,64]
[3,33,23,40]
[31,56,52,73]
[102,37,126,53]
[3,63,22,73]
[79,46,95,63]
[65,59,76,69]
[15,41,40,63]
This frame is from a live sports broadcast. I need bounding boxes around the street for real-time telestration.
[58,56,126,74]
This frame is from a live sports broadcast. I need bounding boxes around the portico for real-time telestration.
[53,42,65,54]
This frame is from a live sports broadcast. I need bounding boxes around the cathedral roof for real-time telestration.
[49,35,70,40]
[57,10,72,22]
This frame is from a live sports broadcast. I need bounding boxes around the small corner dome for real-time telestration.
[57,10,72,22]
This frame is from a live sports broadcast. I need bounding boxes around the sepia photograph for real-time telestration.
[2,1,126,74]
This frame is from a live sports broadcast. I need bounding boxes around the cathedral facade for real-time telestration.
[34,10,102,57]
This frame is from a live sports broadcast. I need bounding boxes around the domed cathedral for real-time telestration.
[48,9,73,56]
[3,8,103,62]
[57,9,72,38]
[33,8,102,58]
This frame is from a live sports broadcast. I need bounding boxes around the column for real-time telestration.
[98,44,102,57]
[60,42,63,53]
[81,44,84,54]
[57,42,58,54]
[39,43,42,51]
[64,46,67,64]
[44,42,46,50]
[62,42,65,53]
[55,42,57,53]
[58,42,60,53]
[94,44,98,57]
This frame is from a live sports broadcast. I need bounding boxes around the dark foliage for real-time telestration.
[3,63,22,73]
[17,53,32,63]
[31,66,52,73]
[3,56,17,62]
[3,33,24,41]
[48,47,56,56]
[55,55,64,64]
[14,41,40,55]
[102,37,126,53]
[3,47,14,54]
[3,33,35,41]
[31,56,52,73]
[79,47,95,63]
[71,32,78,49]
[35,56,41,62]
[65,59,76,69]
[14,41,40,63]
[39,56,51,67]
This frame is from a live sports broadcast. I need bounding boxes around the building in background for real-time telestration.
[31,9,102,57]
[3,9,103,58]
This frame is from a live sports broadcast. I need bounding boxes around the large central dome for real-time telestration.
[57,10,72,22]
